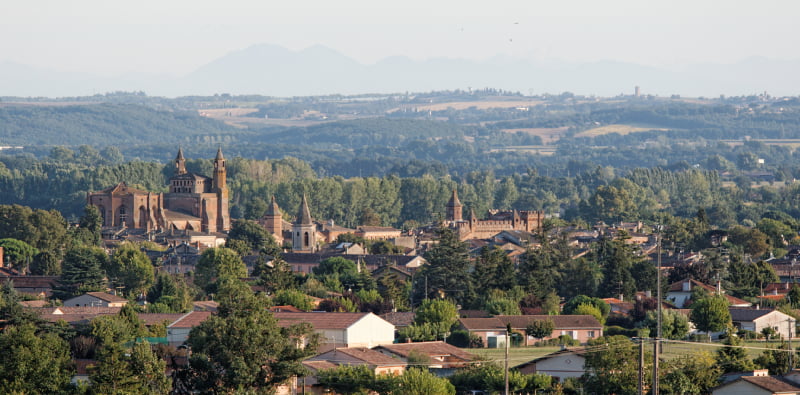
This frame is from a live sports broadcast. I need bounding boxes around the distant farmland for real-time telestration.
[575,123,671,137]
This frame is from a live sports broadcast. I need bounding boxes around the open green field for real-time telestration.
[469,339,793,367]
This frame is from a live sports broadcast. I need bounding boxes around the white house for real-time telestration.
[730,308,796,340]
[712,370,800,395]
[63,292,128,308]
[273,312,395,352]
[514,349,588,382]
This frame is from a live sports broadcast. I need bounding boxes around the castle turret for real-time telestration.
[446,189,463,221]
[292,194,316,252]
[175,147,186,175]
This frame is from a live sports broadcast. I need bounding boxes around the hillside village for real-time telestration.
[3,147,800,393]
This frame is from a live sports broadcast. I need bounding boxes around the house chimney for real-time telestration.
[618,294,624,302]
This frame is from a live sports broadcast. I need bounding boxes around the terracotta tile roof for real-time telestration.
[320,347,406,367]
[168,311,212,329]
[139,313,185,326]
[18,300,47,308]
[0,276,59,288]
[51,306,122,315]
[458,317,507,331]
[380,312,415,327]
[738,376,800,392]
[273,312,371,330]
[85,292,128,303]
[40,313,112,325]
[377,341,474,361]
[497,315,603,329]
[303,360,339,372]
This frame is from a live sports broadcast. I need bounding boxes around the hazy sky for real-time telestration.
[2,0,798,75]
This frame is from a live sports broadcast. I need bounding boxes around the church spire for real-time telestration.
[175,147,186,175]
[296,194,313,225]
[215,146,224,161]
[266,195,282,217]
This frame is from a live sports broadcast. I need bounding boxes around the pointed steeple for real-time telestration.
[296,194,313,225]
[446,189,462,208]
[175,147,187,175]
[215,146,225,161]
[266,195,282,217]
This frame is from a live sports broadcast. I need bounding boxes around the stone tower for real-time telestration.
[446,189,463,222]
[292,194,316,252]
[213,147,230,232]
[175,147,187,175]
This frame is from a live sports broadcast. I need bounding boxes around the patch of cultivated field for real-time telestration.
[404,100,545,112]
[500,127,570,144]
[575,124,670,137]
[490,146,557,155]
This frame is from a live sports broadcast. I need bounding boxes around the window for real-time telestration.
[588,330,595,338]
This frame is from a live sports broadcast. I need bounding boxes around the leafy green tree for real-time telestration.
[414,298,458,338]
[0,282,42,326]
[643,309,689,340]
[573,303,605,325]
[194,247,247,293]
[559,258,603,299]
[147,272,193,313]
[716,333,756,373]
[399,367,455,395]
[754,342,795,375]
[108,242,155,298]
[0,323,74,394]
[226,219,280,256]
[583,335,649,395]
[273,289,314,311]
[316,364,376,394]
[525,319,555,342]
[186,278,319,393]
[54,245,108,300]
[449,363,526,394]
[473,246,516,293]
[0,238,38,273]
[416,227,474,306]
[596,235,637,300]
[518,241,561,298]
[30,250,61,275]
[563,295,610,320]
[484,297,521,316]
[690,294,731,340]
[78,204,103,246]
[129,340,172,394]
[662,351,721,395]
[257,256,296,294]
[369,240,403,255]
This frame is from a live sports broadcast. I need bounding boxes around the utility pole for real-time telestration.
[638,338,645,395]
[653,228,662,395]
[505,323,511,395]
[790,318,794,371]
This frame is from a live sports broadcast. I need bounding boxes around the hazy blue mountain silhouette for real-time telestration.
[1,45,798,98]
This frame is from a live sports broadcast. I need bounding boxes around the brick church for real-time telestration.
[87,148,231,233]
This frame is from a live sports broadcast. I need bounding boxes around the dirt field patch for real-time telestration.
[575,124,669,137]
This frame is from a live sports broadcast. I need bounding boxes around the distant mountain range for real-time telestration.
[2,44,799,98]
